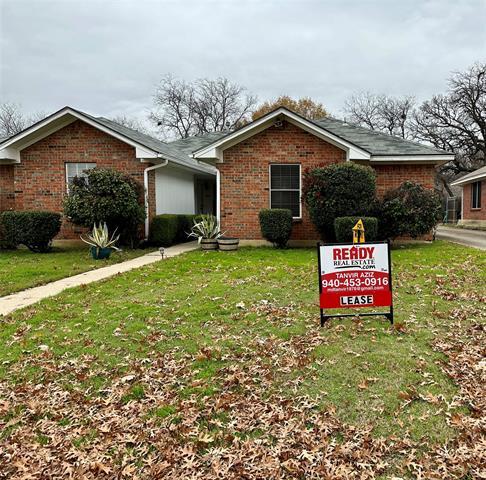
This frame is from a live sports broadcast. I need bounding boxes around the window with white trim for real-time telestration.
[269,164,301,218]
[471,181,481,209]
[65,163,96,191]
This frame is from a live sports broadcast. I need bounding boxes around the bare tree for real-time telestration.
[344,92,416,139]
[0,102,46,139]
[111,115,152,135]
[413,62,486,175]
[150,75,257,139]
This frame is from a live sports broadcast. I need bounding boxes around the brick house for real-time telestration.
[0,106,454,241]
[451,166,486,227]
[0,107,217,238]
[193,108,454,244]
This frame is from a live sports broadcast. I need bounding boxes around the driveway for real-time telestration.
[436,225,486,250]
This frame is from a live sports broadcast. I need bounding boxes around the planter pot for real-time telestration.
[200,238,218,250]
[90,246,113,260]
[218,237,240,251]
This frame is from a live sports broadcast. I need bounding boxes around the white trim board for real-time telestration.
[451,171,486,186]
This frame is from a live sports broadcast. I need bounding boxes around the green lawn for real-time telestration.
[0,242,146,296]
[0,241,484,478]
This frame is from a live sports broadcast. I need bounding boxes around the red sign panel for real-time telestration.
[319,243,392,309]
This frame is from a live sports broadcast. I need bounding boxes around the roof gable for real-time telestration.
[193,107,371,162]
[0,107,215,174]
[192,107,455,164]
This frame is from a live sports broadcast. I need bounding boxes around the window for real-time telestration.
[66,163,96,191]
[269,164,301,218]
[471,181,482,209]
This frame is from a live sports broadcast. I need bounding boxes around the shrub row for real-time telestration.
[303,163,442,241]
[0,211,61,252]
[149,214,202,247]
[334,216,378,243]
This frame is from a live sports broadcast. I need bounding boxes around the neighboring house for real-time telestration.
[451,166,486,227]
[193,107,454,244]
[0,105,455,242]
[0,107,218,238]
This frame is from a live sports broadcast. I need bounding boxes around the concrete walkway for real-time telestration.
[436,225,486,250]
[0,242,199,317]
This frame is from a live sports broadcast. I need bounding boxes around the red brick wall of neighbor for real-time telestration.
[462,181,486,220]
[2,120,154,238]
[218,121,438,241]
[0,165,15,211]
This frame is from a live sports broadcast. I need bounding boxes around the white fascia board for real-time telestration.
[193,108,371,162]
[451,171,486,186]
[370,155,454,164]
[0,107,160,161]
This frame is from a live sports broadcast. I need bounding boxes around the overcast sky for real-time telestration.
[1,0,485,126]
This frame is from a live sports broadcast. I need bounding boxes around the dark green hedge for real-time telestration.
[0,211,61,252]
[334,216,378,243]
[259,209,293,248]
[378,181,442,239]
[302,163,376,241]
[149,214,202,247]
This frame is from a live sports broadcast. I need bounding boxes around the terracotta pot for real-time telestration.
[217,237,239,251]
[200,238,218,250]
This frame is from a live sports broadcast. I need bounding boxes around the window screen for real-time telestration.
[270,164,301,217]
[471,181,482,209]
[66,163,96,191]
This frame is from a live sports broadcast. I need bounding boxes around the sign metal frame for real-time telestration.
[317,240,394,326]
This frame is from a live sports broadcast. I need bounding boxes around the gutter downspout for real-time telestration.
[144,159,168,239]
[216,169,221,223]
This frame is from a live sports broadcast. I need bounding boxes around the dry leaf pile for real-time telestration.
[1,306,484,479]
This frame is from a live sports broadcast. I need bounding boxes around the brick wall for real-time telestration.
[462,180,486,221]
[218,121,438,241]
[219,121,345,240]
[6,120,154,238]
[0,165,15,212]
[373,164,436,196]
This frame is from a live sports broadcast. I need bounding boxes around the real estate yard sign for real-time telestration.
[317,241,393,325]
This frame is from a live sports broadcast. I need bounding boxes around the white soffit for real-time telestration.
[369,155,455,164]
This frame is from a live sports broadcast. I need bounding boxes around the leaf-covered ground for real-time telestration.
[0,242,484,479]
[0,242,145,297]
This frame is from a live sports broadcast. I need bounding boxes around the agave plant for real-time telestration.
[188,215,223,243]
[81,222,120,250]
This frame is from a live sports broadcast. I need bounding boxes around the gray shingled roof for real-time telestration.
[312,117,448,156]
[185,110,450,157]
[167,132,227,155]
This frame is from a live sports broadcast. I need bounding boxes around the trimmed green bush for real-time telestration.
[63,168,145,246]
[378,181,442,240]
[176,214,203,243]
[334,216,378,243]
[0,211,61,252]
[149,214,179,247]
[302,163,376,241]
[259,209,293,248]
[149,214,203,247]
